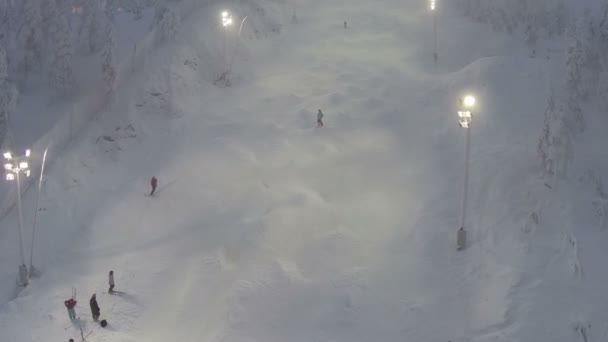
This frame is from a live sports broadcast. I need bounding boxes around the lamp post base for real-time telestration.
[18,264,29,287]
[457,227,466,251]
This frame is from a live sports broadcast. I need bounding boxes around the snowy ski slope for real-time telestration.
[1,0,608,341]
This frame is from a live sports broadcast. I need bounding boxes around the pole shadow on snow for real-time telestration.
[154,178,179,195]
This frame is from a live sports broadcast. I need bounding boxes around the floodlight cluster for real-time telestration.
[458,95,475,128]
[222,11,233,27]
[3,149,31,180]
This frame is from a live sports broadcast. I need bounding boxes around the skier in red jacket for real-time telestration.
[64,298,77,320]
[150,177,158,196]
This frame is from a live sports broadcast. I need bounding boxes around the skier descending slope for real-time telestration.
[150,176,158,196]
[108,271,115,293]
[317,109,324,127]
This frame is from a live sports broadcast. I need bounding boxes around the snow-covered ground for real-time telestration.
[1,0,607,341]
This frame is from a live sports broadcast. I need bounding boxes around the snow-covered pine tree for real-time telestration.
[101,20,116,100]
[48,11,74,96]
[79,0,101,54]
[529,1,549,35]
[550,1,567,37]
[54,0,71,18]
[598,72,608,112]
[489,2,504,32]
[40,0,59,63]
[154,1,180,44]
[598,3,608,68]
[538,90,556,177]
[16,0,43,83]
[119,0,145,20]
[548,101,572,179]
[1,0,21,76]
[563,93,585,136]
[580,17,602,99]
[525,23,538,57]
[565,34,585,100]
[105,0,118,22]
[537,88,578,180]
[0,0,8,39]
[514,0,530,24]
[0,47,17,149]
[0,1,9,62]
[0,47,7,84]
[498,8,513,34]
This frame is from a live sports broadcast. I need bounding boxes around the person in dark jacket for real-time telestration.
[64,298,77,320]
[90,294,100,321]
[150,177,158,196]
[108,270,115,293]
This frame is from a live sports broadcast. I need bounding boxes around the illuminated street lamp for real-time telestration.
[221,11,233,27]
[4,149,31,286]
[430,0,438,63]
[216,10,234,86]
[457,95,475,250]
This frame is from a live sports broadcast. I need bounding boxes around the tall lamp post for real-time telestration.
[221,11,233,73]
[4,149,31,286]
[214,10,234,86]
[457,95,475,250]
[430,0,438,63]
[29,146,48,276]
[224,15,249,76]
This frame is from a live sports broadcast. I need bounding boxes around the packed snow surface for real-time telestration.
[1,0,608,341]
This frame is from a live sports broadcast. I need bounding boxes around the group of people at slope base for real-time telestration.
[63,271,116,323]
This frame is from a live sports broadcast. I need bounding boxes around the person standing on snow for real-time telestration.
[90,294,100,321]
[108,271,115,293]
[150,176,158,196]
[317,109,324,127]
[64,297,77,320]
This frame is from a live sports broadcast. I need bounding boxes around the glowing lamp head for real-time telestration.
[3,152,11,160]
[25,149,30,157]
[462,95,476,108]
[6,173,14,181]
[430,0,436,10]
[4,163,12,171]
[18,162,28,170]
[25,170,31,177]
[221,11,233,27]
